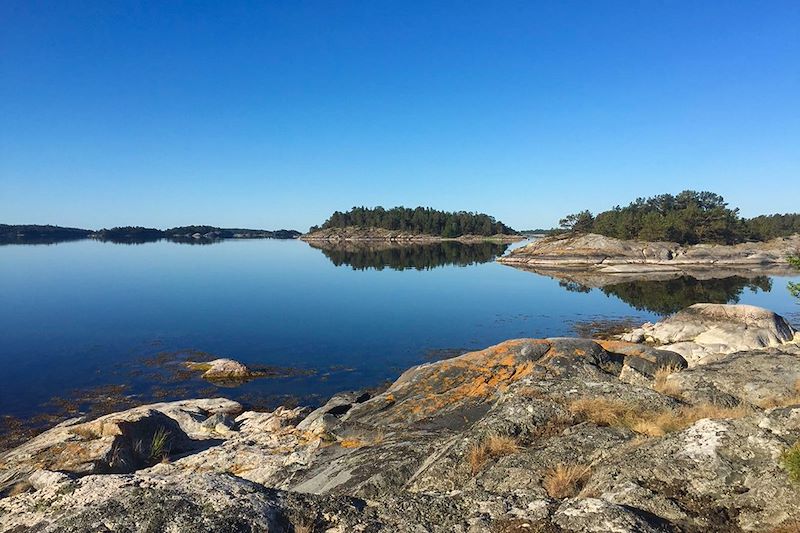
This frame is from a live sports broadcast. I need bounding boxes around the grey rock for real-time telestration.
[4,306,800,532]
[621,304,798,365]
[498,233,800,275]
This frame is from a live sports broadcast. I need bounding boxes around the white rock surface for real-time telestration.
[621,303,798,365]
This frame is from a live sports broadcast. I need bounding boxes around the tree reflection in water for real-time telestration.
[310,241,510,271]
[560,276,772,315]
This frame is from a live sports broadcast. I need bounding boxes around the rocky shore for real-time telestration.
[498,233,800,283]
[2,304,800,532]
[301,227,525,243]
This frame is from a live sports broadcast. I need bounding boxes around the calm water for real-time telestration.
[1,239,798,424]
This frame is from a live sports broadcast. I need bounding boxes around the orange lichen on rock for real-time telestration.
[375,339,546,423]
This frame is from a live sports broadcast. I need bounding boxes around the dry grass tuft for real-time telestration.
[468,434,519,475]
[517,386,547,399]
[568,398,750,437]
[69,425,100,440]
[338,431,386,449]
[531,413,575,439]
[653,365,683,398]
[568,398,636,428]
[227,463,253,475]
[759,379,800,409]
[543,463,591,498]
[339,437,366,448]
[371,430,386,446]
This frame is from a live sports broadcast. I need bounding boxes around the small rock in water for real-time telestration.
[186,358,257,381]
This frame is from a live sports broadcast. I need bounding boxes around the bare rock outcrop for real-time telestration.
[498,233,800,282]
[0,398,241,495]
[3,305,800,532]
[621,303,798,365]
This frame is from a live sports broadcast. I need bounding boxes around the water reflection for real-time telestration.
[309,241,510,270]
[560,275,773,315]
[0,235,87,246]
[96,236,222,245]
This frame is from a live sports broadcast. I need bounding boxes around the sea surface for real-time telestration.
[1,238,798,428]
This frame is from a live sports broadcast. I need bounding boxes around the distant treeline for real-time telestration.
[1,224,300,245]
[519,228,562,236]
[558,191,800,244]
[310,241,509,271]
[96,226,301,242]
[0,224,91,245]
[310,206,517,237]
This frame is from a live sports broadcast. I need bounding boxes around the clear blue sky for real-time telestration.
[1,1,798,231]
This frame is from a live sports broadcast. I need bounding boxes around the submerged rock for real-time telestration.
[3,305,800,532]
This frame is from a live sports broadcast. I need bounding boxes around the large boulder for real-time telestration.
[622,304,798,365]
[663,346,800,407]
[0,399,241,495]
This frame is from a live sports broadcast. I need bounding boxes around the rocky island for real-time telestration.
[302,206,524,243]
[498,232,800,286]
[3,303,800,532]
[302,226,523,243]
[500,191,800,286]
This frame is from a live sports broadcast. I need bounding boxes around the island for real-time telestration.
[498,231,800,280]
[302,206,525,242]
[95,226,302,244]
[499,191,800,285]
[0,224,93,245]
[3,303,800,531]
[1,224,301,245]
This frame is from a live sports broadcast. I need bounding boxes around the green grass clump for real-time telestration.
[781,442,800,482]
[149,427,171,461]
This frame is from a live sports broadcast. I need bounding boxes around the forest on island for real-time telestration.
[558,191,800,245]
[310,206,516,237]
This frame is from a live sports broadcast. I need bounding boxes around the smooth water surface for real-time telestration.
[1,239,798,424]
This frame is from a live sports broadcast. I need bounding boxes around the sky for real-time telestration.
[1,1,798,231]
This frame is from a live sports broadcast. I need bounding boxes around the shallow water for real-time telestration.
[1,239,798,424]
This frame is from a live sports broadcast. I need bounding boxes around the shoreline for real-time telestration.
[3,303,800,531]
[498,232,800,272]
[504,263,800,289]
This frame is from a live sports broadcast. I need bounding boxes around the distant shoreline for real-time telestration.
[0,224,301,245]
